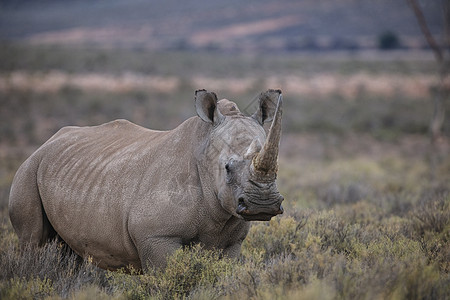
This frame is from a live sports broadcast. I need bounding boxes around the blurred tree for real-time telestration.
[378,31,400,50]
[407,0,449,180]
[407,0,449,143]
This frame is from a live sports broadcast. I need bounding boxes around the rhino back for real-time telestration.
[35,118,204,269]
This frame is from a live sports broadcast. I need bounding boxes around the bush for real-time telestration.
[107,244,235,299]
[0,240,107,299]
[241,216,308,261]
[0,277,54,300]
[155,245,234,298]
[378,31,400,50]
[413,189,450,235]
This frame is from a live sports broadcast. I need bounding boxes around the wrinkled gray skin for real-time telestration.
[9,89,284,271]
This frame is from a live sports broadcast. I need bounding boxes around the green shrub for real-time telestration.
[0,240,107,298]
[107,244,235,299]
[390,263,448,300]
[157,245,234,298]
[0,277,54,300]
[69,285,125,300]
[413,189,450,235]
[241,216,307,261]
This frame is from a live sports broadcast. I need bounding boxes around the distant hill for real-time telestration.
[0,0,443,52]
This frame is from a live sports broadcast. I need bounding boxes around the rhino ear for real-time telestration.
[252,89,282,125]
[195,89,224,125]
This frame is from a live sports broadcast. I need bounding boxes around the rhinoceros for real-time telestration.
[9,89,285,270]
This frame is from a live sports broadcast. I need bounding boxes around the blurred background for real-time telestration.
[0,0,448,212]
[1,2,450,298]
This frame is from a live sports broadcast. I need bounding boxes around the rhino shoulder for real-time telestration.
[101,119,134,128]
[99,119,154,134]
[71,119,144,134]
[45,125,81,143]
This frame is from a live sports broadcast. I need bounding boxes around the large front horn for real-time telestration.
[252,92,283,180]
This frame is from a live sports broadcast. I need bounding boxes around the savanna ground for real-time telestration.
[0,44,449,299]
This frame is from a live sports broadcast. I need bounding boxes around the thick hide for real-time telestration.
[9,89,284,270]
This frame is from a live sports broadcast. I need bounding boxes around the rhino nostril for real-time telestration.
[238,197,245,206]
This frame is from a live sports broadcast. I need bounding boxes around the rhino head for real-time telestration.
[195,89,284,221]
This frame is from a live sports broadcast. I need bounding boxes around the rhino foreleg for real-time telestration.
[137,236,183,270]
[223,242,243,259]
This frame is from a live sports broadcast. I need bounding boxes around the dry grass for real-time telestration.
[0,70,440,99]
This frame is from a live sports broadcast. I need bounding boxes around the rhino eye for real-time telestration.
[225,163,231,173]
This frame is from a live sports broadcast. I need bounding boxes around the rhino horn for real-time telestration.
[252,93,282,181]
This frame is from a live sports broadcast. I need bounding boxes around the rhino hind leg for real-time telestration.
[9,157,57,246]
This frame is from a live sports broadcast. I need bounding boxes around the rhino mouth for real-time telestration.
[236,201,284,221]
